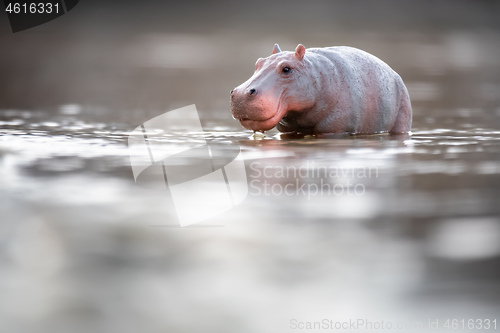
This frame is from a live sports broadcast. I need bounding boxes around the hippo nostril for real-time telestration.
[249,88,256,96]
[230,89,234,95]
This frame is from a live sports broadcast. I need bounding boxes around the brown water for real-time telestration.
[1,2,500,332]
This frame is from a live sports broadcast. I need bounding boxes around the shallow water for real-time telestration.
[1,104,500,332]
[1,2,500,332]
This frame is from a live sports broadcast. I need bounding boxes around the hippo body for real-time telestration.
[230,44,412,134]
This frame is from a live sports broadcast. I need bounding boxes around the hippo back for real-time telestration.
[307,46,409,133]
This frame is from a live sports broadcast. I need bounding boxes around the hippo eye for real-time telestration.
[282,66,291,74]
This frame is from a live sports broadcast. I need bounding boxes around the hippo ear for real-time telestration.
[272,43,281,54]
[294,44,306,60]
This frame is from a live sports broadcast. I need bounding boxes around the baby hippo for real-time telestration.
[230,44,412,134]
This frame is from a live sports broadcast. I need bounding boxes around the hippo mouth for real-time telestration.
[237,108,286,131]
[235,93,287,131]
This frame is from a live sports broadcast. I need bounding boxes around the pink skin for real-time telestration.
[230,44,412,134]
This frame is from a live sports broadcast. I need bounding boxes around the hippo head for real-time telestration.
[230,44,316,132]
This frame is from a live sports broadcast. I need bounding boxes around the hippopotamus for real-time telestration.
[230,44,412,134]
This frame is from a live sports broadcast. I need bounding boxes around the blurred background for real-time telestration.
[1,1,500,332]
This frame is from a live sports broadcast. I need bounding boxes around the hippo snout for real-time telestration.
[230,86,260,120]
[230,89,248,120]
[231,87,258,98]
